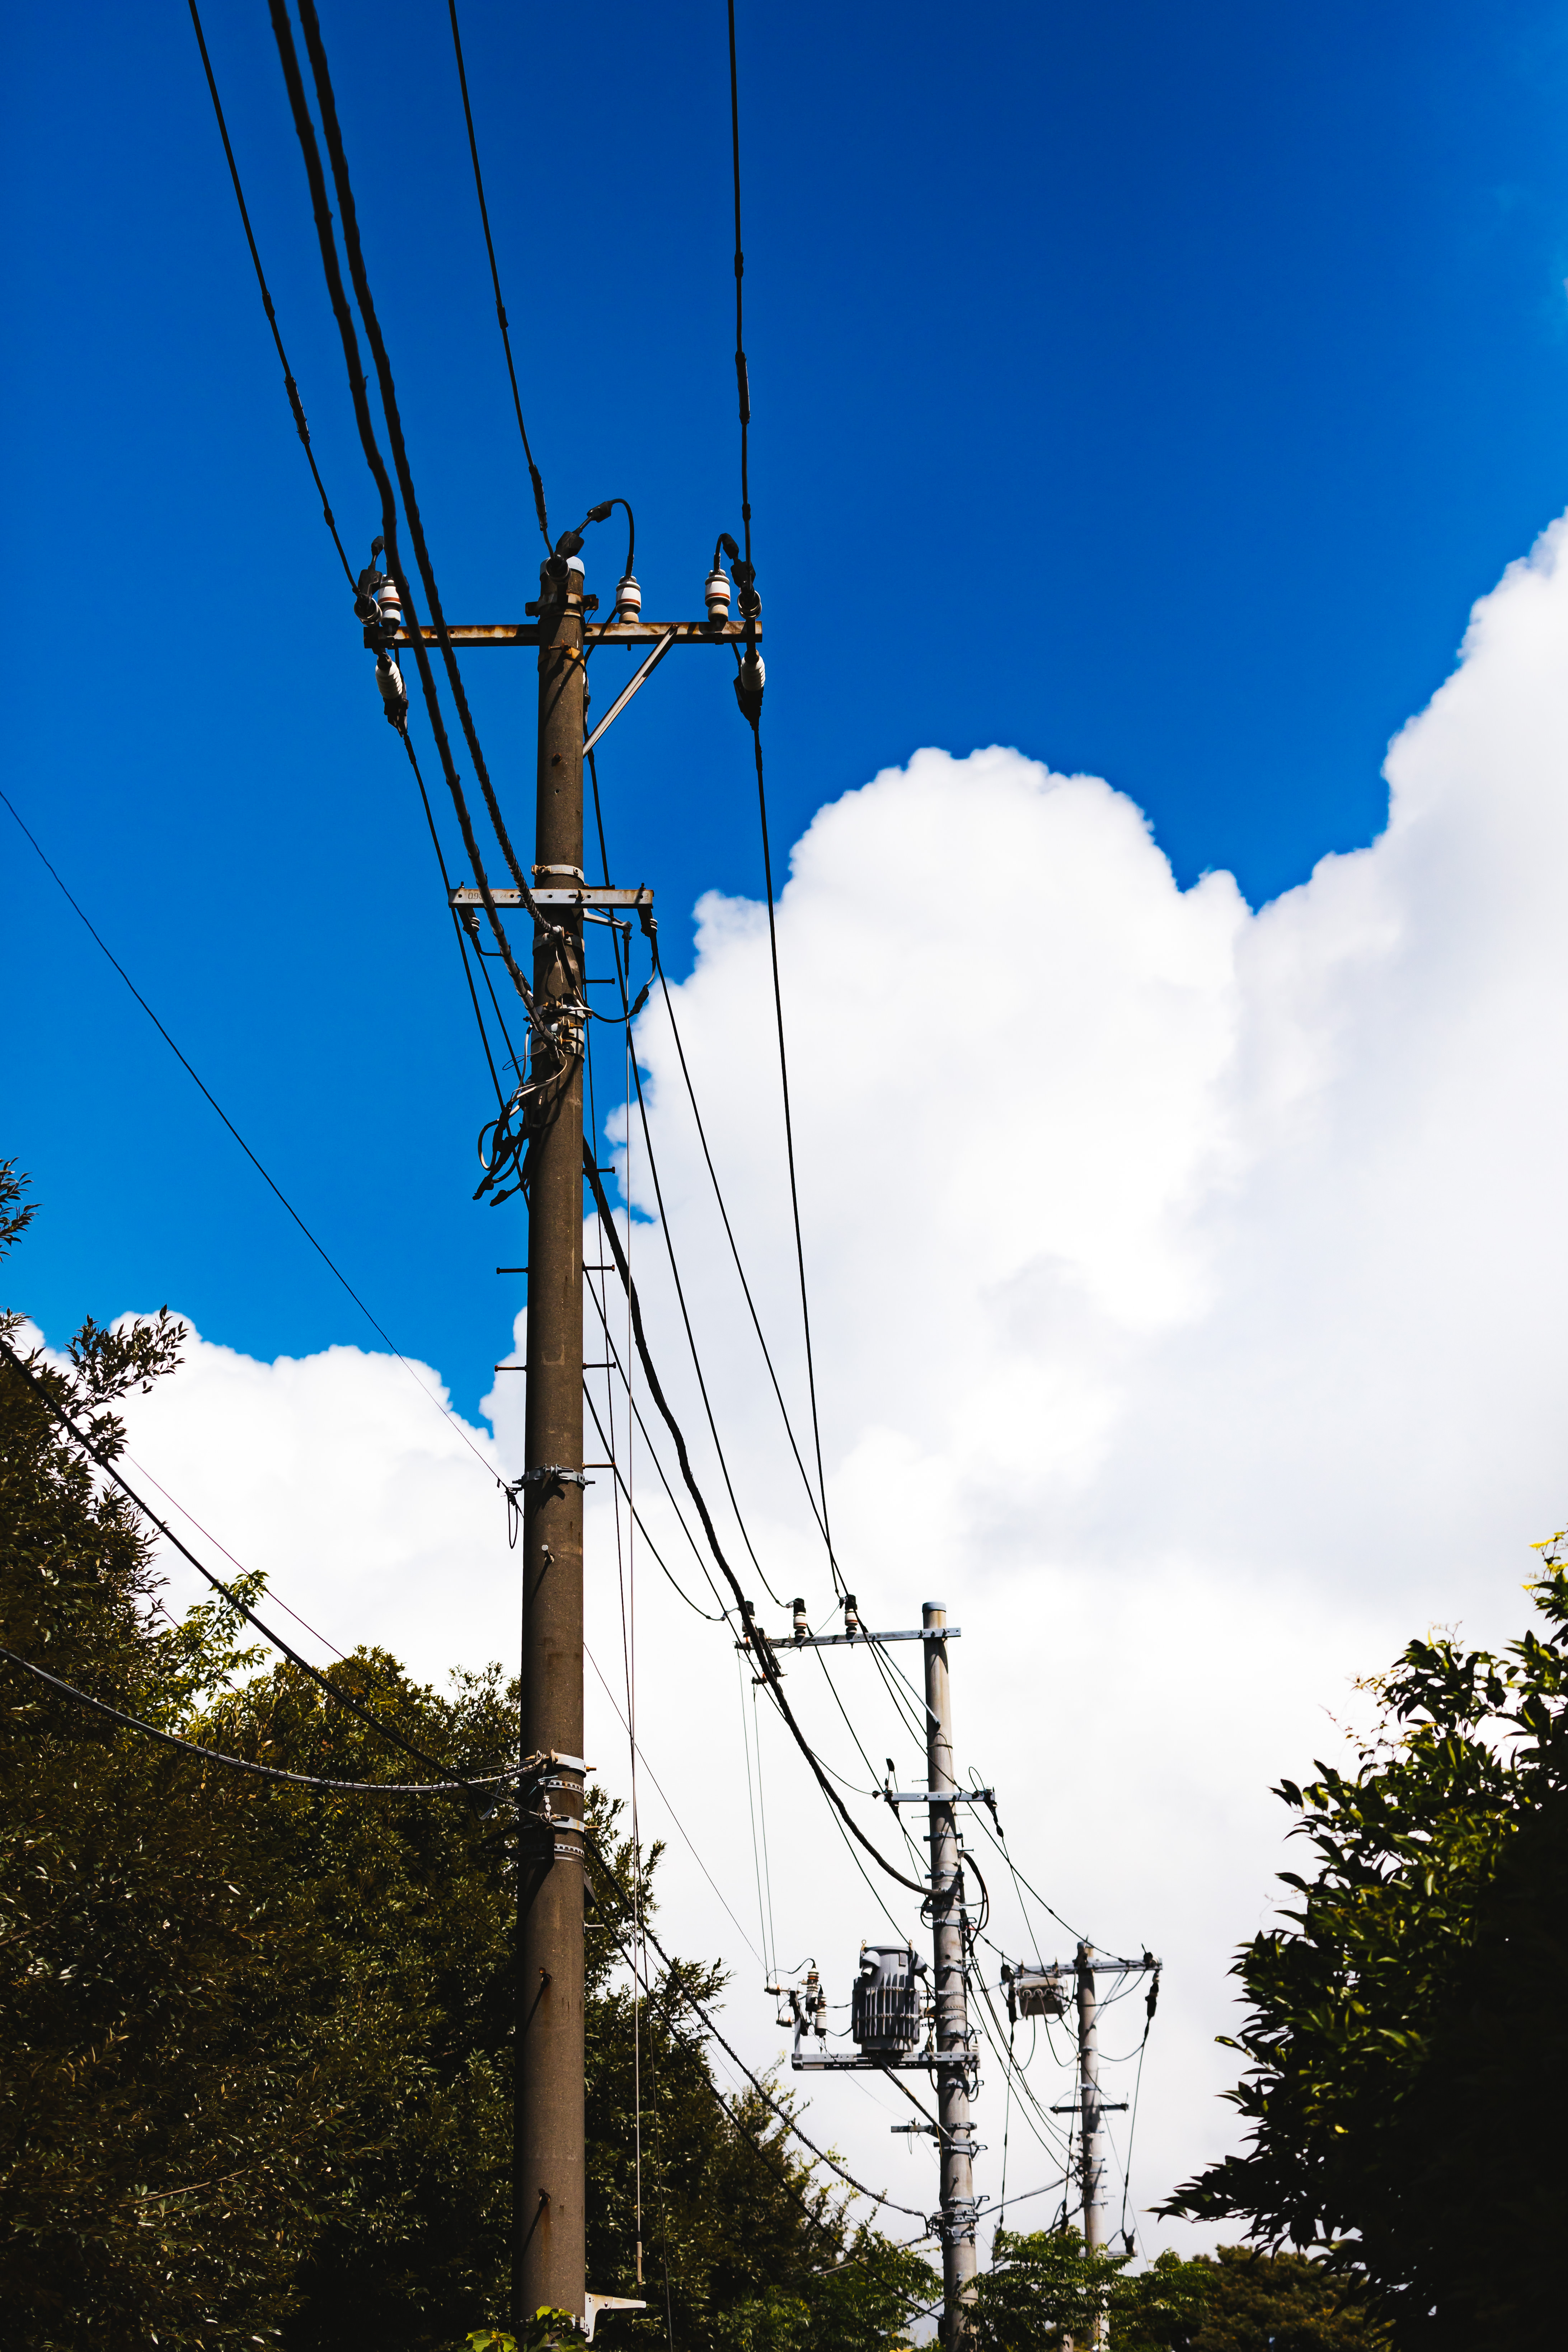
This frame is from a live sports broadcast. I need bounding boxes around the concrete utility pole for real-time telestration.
[1075,1943,1108,2256]
[924,1602,978,2341]
[516,547,589,2327]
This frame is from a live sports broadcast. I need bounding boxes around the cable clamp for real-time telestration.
[513,1464,592,1490]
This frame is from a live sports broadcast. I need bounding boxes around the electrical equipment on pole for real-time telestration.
[759,1603,981,2344]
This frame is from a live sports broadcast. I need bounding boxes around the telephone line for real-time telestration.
[0,784,498,1483]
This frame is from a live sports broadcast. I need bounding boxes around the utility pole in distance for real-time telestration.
[516,545,589,2328]
[924,1602,978,2339]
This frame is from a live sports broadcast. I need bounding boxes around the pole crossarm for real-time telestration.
[792,2052,975,2073]
[379,618,764,650]
[748,1626,963,1649]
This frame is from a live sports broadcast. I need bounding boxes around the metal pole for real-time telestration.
[1076,1941,1108,2349]
[924,1602,977,2343]
[516,548,588,2326]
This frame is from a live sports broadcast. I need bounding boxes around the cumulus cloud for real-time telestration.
[78,512,1568,2252]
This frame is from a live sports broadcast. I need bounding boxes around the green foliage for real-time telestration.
[1165,1562,1568,2345]
[0,1165,935,2350]
[971,2231,1383,2351]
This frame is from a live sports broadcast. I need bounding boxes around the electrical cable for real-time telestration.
[580,1288,730,1619]
[0,785,500,1484]
[0,1643,511,1794]
[0,1340,473,1791]
[295,0,548,941]
[583,1640,764,1966]
[266,0,538,1022]
[186,0,355,587]
[651,945,831,1563]
[587,1828,928,2221]
[400,727,510,1106]
[445,0,550,553]
[582,1152,928,1899]
[582,1381,719,1625]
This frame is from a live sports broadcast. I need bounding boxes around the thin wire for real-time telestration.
[583,1641,764,1967]
[1,1644,511,1794]
[726,0,752,568]
[652,949,831,1562]
[737,1649,773,1979]
[0,1340,472,1791]
[1,785,499,1483]
[997,2011,1016,2245]
[445,0,551,552]
[583,1154,928,1899]
[186,0,354,586]
[582,1376,723,1623]
[750,1676,780,1983]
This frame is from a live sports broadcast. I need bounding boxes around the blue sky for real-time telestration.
[7,0,1568,1415]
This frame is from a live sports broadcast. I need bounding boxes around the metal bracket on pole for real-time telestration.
[583,628,676,753]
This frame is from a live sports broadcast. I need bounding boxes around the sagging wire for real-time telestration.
[187,0,354,586]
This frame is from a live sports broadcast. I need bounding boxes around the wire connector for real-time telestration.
[513,1463,592,1490]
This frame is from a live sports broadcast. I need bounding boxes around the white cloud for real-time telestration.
[71,511,1568,2257]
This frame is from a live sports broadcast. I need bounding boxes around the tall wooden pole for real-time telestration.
[516,548,588,2327]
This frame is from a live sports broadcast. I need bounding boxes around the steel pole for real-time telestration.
[516,549,588,2326]
[924,1602,977,2343]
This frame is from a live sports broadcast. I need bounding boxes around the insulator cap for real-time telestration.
[704,567,732,623]
[615,572,642,623]
[375,577,403,631]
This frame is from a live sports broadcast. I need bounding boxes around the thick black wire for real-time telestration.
[400,729,506,1107]
[726,0,752,569]
[0,1341,471,1793]
[582,1155,928,1900]
[580,1287,731,1620]
[0,785,498,1484]
[296,0,546,940]
[1,1644,510,1795]
[445,0,550,552]
[266,0,538,1020]
[187,0,354,587]
[582,1379,721,1625]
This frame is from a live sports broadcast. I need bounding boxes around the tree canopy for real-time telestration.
[1164,1560,1568,2345]
[0,1162,934,2349]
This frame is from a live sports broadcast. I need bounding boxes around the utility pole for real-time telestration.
[516,546,589,2328]
[1075,1943,1107,2260]
[925,1602,978,2341]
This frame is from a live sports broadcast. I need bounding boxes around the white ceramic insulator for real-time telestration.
[704,568,732,621]
[615,572,642,621]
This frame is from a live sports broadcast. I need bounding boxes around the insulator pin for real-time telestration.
[375,651,407,728]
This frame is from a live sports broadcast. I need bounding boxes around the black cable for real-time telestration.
[0,1644,511,1795]
[445,0,550,553]
[582,1153,928,1899]
[652,944,832,1563]
[726,0,752,572]
[0,1340,473,1793]
[0,784,498,1483]
[581,1377,722,1625]
[587,1829,927,2221]
[266,0,537,1022]
[187,0,355,587]
[580,1286,731,1619]
[399,728,506,1107]
[295,0,546,941]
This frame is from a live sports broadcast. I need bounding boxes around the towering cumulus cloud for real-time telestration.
[107,513,1568,2246]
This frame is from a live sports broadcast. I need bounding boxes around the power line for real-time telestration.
[186,0,355,586]
[0,784,498,1484]
[1,1642,510,1795]
[266,0,536,1022]
[445,0,551,552]
[581,1151,928,1901]
[294,0,545,938]
[0,1339,470,1791]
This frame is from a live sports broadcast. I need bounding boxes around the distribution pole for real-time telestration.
[1076,1941,1109,2350]
[924,1602,978,2342]
[515,547,589,2328]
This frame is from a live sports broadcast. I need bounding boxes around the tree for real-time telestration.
[1164,1560,1568,2346]
[971,2231,1383,2350]
[0,1163,935,2348]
